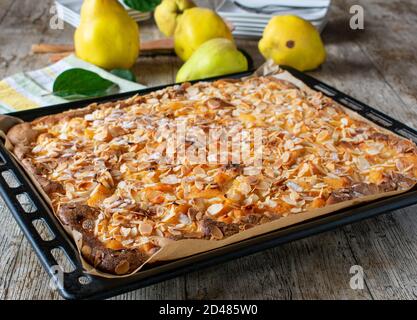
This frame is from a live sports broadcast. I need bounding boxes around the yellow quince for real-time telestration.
[174,7,233,61]
[154,0,196,37]
[74,0,140,69]
[258,15,326,71]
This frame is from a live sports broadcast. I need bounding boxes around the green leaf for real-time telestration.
[123,0,161,12]
[110,69,137,83]
[53,68,119,100]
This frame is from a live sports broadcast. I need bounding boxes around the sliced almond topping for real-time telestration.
[244,193,259,205]
[289,190,300,201]
[265,198,277,208]
[257,180,272,191]
[284,139,295,150]
[298,163,310,177]
[287,181,303,192]
[340,118,349,126]
[130,226,138,237]
[192,166,206,176]
[210,226,224,239]
[81,245,92,257]
[179,214,191,225]
[238,182,251,195]
[281,151,290,164]
[226,189,242,202]
[161,175,180,184]
[246,175,259,185]
[94,128,111,142]
[207,203,224,216]
[356,156,370,171]
[195,180,204,190]
[161,208,176,222]
[120,226,131,237]
[206,97,233,110]
[168,227,182,236]
[264,167,275,178]
[139,222,153,236]
[108,126,125,137]
[115,260,130,275]
[366,142,384,155]
[282,195,298,206]
[316,130,329,142]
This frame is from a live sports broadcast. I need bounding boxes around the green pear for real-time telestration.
[176,38,248,83]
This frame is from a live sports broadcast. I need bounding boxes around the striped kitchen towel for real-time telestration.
[0,54,146,113]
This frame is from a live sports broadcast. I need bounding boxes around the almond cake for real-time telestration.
[7,75,417,275]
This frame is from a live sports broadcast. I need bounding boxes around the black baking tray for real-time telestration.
[1,67,417,300]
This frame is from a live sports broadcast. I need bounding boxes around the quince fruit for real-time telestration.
[74,0,140,69]
[258,15,326,71]
[176,38,248,82]
[154,0,195,37]
[174,7,233,61]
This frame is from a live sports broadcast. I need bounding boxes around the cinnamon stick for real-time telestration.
[34,38,174,54]
[34,38,176,63]
[140,38,174,51]
[49,52,72,63]
[32,43,74,53]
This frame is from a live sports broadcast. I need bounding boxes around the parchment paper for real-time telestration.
[1,60,416,278]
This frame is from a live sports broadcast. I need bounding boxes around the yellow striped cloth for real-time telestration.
[0,55,146,113]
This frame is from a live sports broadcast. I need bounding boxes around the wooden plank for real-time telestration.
[0,0,68,81]
[343,208,417,300]
[309,0,417,300]
[347,0,417,116]
[185,229,373,299]
[0,0,14,25]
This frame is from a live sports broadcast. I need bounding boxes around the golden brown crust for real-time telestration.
[199,218,240,239]
[20,159,64,195]
[7,123,65,196]
[58,204,150,274]
[326,182,383,205]
[7,122,42,152]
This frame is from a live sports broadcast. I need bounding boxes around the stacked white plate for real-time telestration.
[215,0,331,38]
[55,0,151,28]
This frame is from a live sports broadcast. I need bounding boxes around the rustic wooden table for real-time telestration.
[1,0,417,300]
